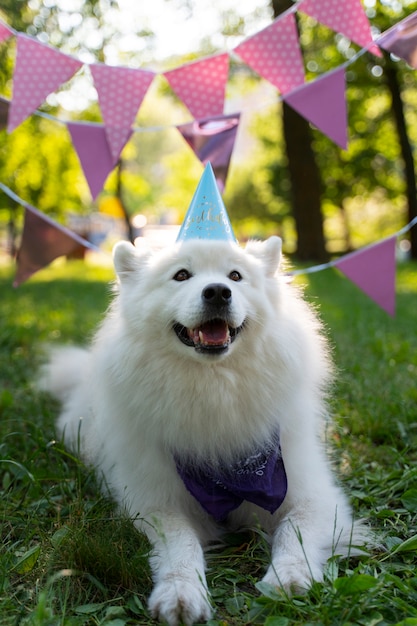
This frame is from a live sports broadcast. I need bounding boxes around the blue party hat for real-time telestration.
[176,162,236,242]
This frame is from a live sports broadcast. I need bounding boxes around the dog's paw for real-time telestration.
[262,555,323,595]
[148,577,212,626]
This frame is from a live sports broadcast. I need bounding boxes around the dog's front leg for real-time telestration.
[143,512,212,626]
[262,509,325,594]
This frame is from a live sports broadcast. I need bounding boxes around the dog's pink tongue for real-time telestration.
[199,320,229,345]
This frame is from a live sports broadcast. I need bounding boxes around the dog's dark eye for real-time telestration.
[173,269,192,282]
[229,270,242,282]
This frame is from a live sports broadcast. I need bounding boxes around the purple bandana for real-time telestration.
[174,436,287,522]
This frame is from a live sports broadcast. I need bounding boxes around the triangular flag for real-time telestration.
[14,207,91,286]
[176,162,236,242]
[335,237,396,316]
[177,113,240,192]
[299,0,381,56]
[90,64,154,162]
[283,67,347,149]
[0,20,14,43]
[164,53,229,120]
[67,122,120,200]
[8,34,83,132]
[234,13,305,94]
[377,11,417,69]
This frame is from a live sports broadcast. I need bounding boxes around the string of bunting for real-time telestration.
[289,217,417,317]
[0,2,416,198]
[0,182,100,287]
[1,180,416,317]
[1,2,417,315]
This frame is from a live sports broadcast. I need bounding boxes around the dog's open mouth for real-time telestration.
[173,319,243,354]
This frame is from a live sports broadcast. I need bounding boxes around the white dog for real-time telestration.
[39,236,369,625]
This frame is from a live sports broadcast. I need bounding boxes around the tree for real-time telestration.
[272,0,327,261]
[0,0,170,234]
[384,54,417,258]
[259,0,417,258]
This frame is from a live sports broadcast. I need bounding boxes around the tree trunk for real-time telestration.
[384,53,417,259]
[271,0,328,261]
[282,103,327,260]
[116,160,135,244]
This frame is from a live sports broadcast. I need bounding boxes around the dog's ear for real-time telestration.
[245,236,282,277]
[113,241,151,282]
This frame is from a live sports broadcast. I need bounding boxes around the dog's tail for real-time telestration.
[37,346,90,403]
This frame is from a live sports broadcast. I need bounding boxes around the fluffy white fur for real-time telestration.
[39,236,369,626]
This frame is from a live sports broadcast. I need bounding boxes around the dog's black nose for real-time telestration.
[202,283,232,306]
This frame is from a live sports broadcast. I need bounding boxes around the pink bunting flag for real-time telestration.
[335,237,396,316]
[177,113,240,191]
[14,206,94,287]
[8,34,83,132]
[68,122,122,200]
[0,20,14,43]
[299,0,381,57]
[164,53,229,120]
[234,13,305,94]
[283,67,347,149]
[90,64,155,162]
[377,11,417,69]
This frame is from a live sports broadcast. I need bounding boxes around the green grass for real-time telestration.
[1,258,417,626]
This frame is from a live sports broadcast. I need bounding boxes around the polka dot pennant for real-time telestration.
[0,20,13,43]
[7,34,82,132]
[299,0,381,57]
[90,64,155,163]
[67,122,116,200]
[283,67,347,149]
[164,53,229,120]
[234,13,305,95]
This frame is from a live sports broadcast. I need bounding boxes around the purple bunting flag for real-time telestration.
[8,34,82,132]
[283,67,348,149]
[177,113,240,191]
[377,11,417,68]
[335,237,396,316]
[67,122,123,200]
[14,207,91,286]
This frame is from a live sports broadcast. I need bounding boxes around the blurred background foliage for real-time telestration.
[0,0,417,259]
